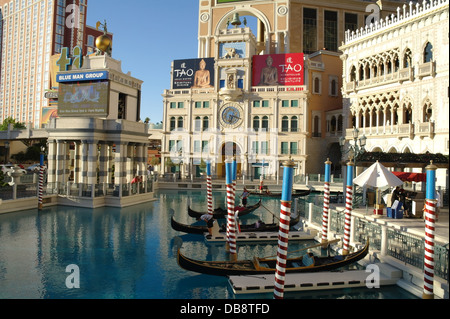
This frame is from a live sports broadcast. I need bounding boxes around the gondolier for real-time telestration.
[240,188,250,206]
[199,214,215,236]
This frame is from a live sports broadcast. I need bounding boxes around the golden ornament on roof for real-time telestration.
[95,34,112,53]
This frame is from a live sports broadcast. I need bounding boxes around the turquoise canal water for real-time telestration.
[0,190,418,299]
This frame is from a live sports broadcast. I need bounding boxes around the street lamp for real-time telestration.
[339,127,367,161]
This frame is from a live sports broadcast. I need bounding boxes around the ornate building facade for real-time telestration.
[340,0,449,187]
[161,0,409,180]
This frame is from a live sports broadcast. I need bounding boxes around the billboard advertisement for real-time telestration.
[172,58,215,90]
[56,71,109,83]
[58,81,109,117]
[252,53,304,87]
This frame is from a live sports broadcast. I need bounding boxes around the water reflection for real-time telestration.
[0,190,418,299]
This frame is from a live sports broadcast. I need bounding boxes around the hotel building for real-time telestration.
[161,0,408,179]
[340,0,449,188]
[0,0,88,129]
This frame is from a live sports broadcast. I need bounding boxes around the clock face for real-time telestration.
[220,103,243,128]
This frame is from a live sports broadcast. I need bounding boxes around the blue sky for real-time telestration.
[86,0,199,123]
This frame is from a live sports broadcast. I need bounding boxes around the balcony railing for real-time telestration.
[347,122,435,139]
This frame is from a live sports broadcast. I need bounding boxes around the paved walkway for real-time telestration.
[350,206,449,244]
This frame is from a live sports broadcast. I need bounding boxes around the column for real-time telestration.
[73,142,80,184]
[47,140,57,188]
[99,142,109,196]
[87,141,99,198]
[114,143,127,197]
[79,141,88,196]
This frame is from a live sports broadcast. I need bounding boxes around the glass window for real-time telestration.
[253,116,260,131]
[291,100,298,107]
[281,142,289,155]
[261,116,269,131]
[262,100,269,107]
[345,13,358,32]
[291,116,298,132]
[424,42,433,63]
[253,100,261,108]
[324,11,338,52]
[290,142,298,155]
[282,100,289,107]
[261,142,269,155]
[195,102,202,109]
[282,116,289,132]
[303,8,317,54]
[203,116,209,131]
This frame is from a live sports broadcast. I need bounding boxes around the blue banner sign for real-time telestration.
[57,71,109,83]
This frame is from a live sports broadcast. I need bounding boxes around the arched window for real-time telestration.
[423,99,433,122]
[170,117,176,131]
[314,77,320,94]
[365,64,371,79]
[379,62,385,76]
[331,79,337,96]
[203,116,209,131]
[194,116,201,131]
[403,49,412,68]
[253,116,260,132]
[177,116,184,129]
[350,66,357,82]
[261,116,269,131]
[393,104,399,125]
[403,103,413,124]
[330,116,337,132]
[359,65,364,81]
[424,42,433,63]
[387,59,392,74]
[291,116,298,132]
[313,116,320,137]
[394,55,400,72]
[282,116,289,132]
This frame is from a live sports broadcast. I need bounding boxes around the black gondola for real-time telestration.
[171,214,301,235]
[249,189,311,198]
[187,200,261,219]
[177,240,369,277]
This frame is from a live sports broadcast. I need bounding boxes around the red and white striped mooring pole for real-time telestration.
[206,160,213,215]
[273,159,295,299]
[343,160,354,255]
[321,159,332,245]
[423,161,437,299]
[38,148,45,210]
[225,158,237,261]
